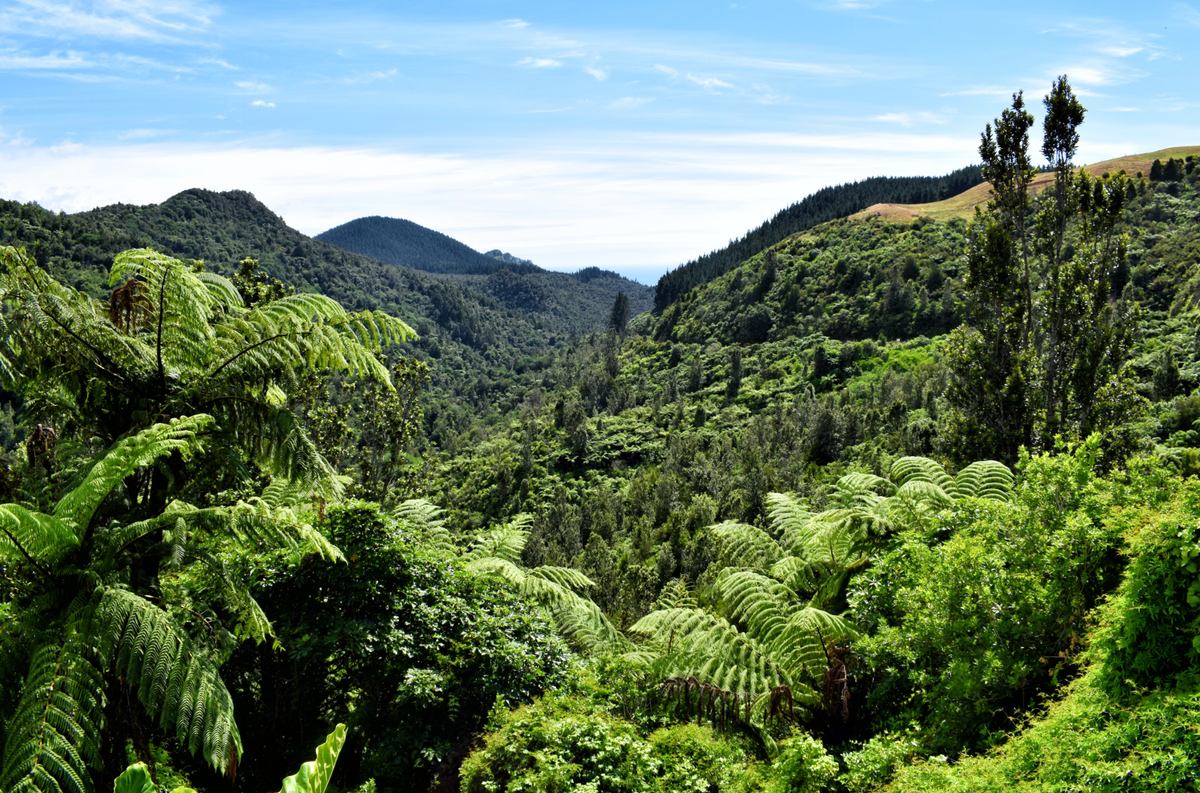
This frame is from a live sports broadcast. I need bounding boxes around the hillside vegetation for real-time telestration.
[653,166,984,311]
[316,215,542,275]
[317,214,654,335]
[1,77,1200,793]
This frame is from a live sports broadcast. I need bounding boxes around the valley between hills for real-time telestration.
[3,99,1200,792]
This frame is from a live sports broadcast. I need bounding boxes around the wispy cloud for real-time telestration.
[0,48,90,69]
[516,56,562,68]
[1058,63,1144,87]
[585,65,607,80]
[196,56,236,69]
[251,99,274,107]
[940,85,1017,97]
[685,73,732,89]
[1043,19,1165,64]
[610,96,654,109]
[118,127,166,139]
[653,64,678,77]
[343,68,397,84]
[1177,3,1200,26]
[874,111,946,126]
[235,80,272,92]
[0,0,219,43]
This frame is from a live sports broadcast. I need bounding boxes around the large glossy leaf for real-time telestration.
[113,763,155,793]
[279,723,348,793]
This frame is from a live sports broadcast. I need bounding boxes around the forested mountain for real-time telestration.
[654,165,985,311]
[4,80,1200,793]
[315,212,654,335]
[317,215,541,275]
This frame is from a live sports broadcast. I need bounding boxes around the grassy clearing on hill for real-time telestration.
[854,146,1200,223]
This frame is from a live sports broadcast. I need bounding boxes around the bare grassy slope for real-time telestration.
[853,146,1200,223]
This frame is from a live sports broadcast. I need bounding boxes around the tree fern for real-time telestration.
[0,504,78,568]
[390,499,456,554]
[54,416,213,533]
[2,630,104,793]
[951,460,1015,500]
[1,246,416,496]
[96,589,241,772]
[710,521,783,569]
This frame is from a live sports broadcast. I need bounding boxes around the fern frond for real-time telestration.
[632,608,784,698]
[465,556,527,589]
[830,473,894,509]
[710,521,783,570]
[162,500,343,562]
[463,517,532,564]
[54,415,213,533]
[550,599,628,654]
[764,493,816,556]
[0,504,78,567]
[769,606,859,682]
[206,399,341,498]
[952,460,1015,501]
[890,456,954,492]
[717,570,800,649]
[391,499,456,554]
[96,588,242,774]
[529,565,595,595]
[391,498,445,531]
[1,624,105,793]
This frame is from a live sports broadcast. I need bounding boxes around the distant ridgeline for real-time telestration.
[316,216,543,275]
[653,164,984,311]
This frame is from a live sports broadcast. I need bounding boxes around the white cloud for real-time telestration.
[516,56,561,68]
[0,133,981,277]
[197,57,237,69]
[0,48,90,69]
[585,65,607,80]
[939,85,1015,97]
[118,128,165,139]
[609,96,654,109]
[343,68,397,84]
[653,64,679,77]
[874,111,947,126]
[235,80,272,92]
[1099,45,1142,57]
[1177,3,1200,26]
[0,0,218,43]
[685,73,732,89]
[251,100,274,107]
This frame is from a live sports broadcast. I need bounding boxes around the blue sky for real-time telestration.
[1,1,1198,283]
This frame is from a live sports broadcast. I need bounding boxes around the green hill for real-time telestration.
[317,213,654,334]
[653,165,985,312]
[316,215,542,275]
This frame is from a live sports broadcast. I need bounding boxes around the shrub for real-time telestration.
[647,724,742,793]
[460,694,658,793]
[764,734,838,793]
[1094,480,1200,692]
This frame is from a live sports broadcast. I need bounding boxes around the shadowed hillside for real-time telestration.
[317,213,655,335]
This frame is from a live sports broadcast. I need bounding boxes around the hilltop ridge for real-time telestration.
[854,145,1200,223]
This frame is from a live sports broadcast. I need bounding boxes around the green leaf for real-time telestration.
[113,763,155,793]
[279,723,348,793]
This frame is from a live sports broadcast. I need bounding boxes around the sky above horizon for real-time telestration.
[1,1,1198,284]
